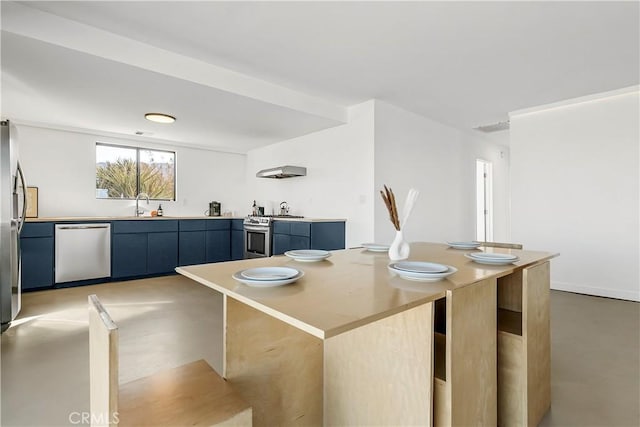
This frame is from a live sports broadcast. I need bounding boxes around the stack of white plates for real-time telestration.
[465,252,520,265]
[447,241,481,250]
[361,243,390,252]
[233,266,304,287]
[388,261,457,282]
[284,249,331,262]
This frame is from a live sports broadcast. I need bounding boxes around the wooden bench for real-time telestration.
[88,294,252,427]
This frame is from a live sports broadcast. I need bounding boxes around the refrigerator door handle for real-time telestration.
[16,161,27,234]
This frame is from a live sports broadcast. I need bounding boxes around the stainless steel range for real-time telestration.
[243,215,304,259]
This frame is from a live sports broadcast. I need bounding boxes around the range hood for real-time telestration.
[256,165,307,179]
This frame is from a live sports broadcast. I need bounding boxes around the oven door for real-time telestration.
[244,225,271,258]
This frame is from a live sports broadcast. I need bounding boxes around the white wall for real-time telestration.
[16,98,512,254]
[245,101,375,248]
[510,87,639,301]
[16,124,248,218]
[469,135,511,243]
[373,101,510,245]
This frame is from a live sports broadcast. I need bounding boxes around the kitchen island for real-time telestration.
[177,242,557,426]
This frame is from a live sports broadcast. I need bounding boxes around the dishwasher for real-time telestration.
[55,223,111,283]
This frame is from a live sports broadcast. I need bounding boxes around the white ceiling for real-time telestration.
[2,1,638,153]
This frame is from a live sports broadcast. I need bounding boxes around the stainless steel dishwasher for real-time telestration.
[55,223,111,283]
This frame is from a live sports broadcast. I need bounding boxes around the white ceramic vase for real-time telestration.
[388,229,410,261]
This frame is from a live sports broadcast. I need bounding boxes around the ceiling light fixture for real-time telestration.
[145,113,176,124]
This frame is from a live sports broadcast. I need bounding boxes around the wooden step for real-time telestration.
[118,360,252,426]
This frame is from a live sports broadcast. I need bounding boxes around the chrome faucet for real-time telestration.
[135,192,150,217]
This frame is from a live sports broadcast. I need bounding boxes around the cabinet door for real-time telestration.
[206,219,231,231]
[21,237,54,290]
[272,234,290,255]
[290,235,310,251]
[206,230,231,263]
[112,233,147,278]
[311,222,345,251]
[148,232,178,274]
[231,229,244,261]
[273,221,291,234]
[178,231,206,266]
[290,222,311,237]
[231,219,244,231]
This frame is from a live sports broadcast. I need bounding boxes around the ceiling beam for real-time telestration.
[1,2,348,124]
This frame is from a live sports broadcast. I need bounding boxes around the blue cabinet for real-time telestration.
[20,222,54,290]
[309,222,346,251]
[21,218,244,290]
[112,220,178,279]
[179,231,206,266]
[148,232,179,275]
[178,220,207,266]
[231,219,244,261]
[178,219,231,266]
[272,233,290,256]
[271,221,345,255]
[206,220,231,263]
[112,233,147,278]
[206,230,231,263]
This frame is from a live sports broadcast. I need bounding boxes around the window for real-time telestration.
[96,143,175,200]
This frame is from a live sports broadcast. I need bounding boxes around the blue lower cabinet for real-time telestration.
[272,234,290,255]
[290,235,310,251]
[273,221,290,235]
[147,232,178,274]
[273,233,309,254]
[311,222,346,251]
[231,229,244,261]
[21,236,54,290]
[206,230,231,263]
[290,222,311,237]
[112,233,147,278]
[271,221,346,255]
[178,231,206,266]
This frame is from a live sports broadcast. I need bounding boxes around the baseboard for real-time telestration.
[552,281,640,302]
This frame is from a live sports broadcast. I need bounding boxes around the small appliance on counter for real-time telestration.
[279,201,290,216]
[206,201,221,216]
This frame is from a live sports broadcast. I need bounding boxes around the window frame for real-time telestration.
[95,142,176,201]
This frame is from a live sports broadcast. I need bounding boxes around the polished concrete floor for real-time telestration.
[1,275,638,426]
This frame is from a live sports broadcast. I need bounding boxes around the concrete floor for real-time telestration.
[1,275,638,426]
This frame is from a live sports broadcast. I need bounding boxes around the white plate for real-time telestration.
[362,243,390,252]
[468,252,518,260]
[284,250,331,262]
[447,241,481,250]
[233,270,304,287]
[241,267,299,281]
[388,264,457,282]
[465,253,519,265]
[393,261,448,274]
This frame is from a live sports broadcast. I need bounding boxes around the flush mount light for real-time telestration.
[144,113,176,124]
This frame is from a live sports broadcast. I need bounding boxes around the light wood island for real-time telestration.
[177,242,557,426]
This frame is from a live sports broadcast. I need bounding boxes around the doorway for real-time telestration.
[476,159,493,242]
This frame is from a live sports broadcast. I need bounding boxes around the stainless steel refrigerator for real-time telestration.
[1,120,27,333]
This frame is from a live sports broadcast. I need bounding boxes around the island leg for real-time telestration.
[434,277,498,426]
[224,296,323,426]
[324,302,434,426]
